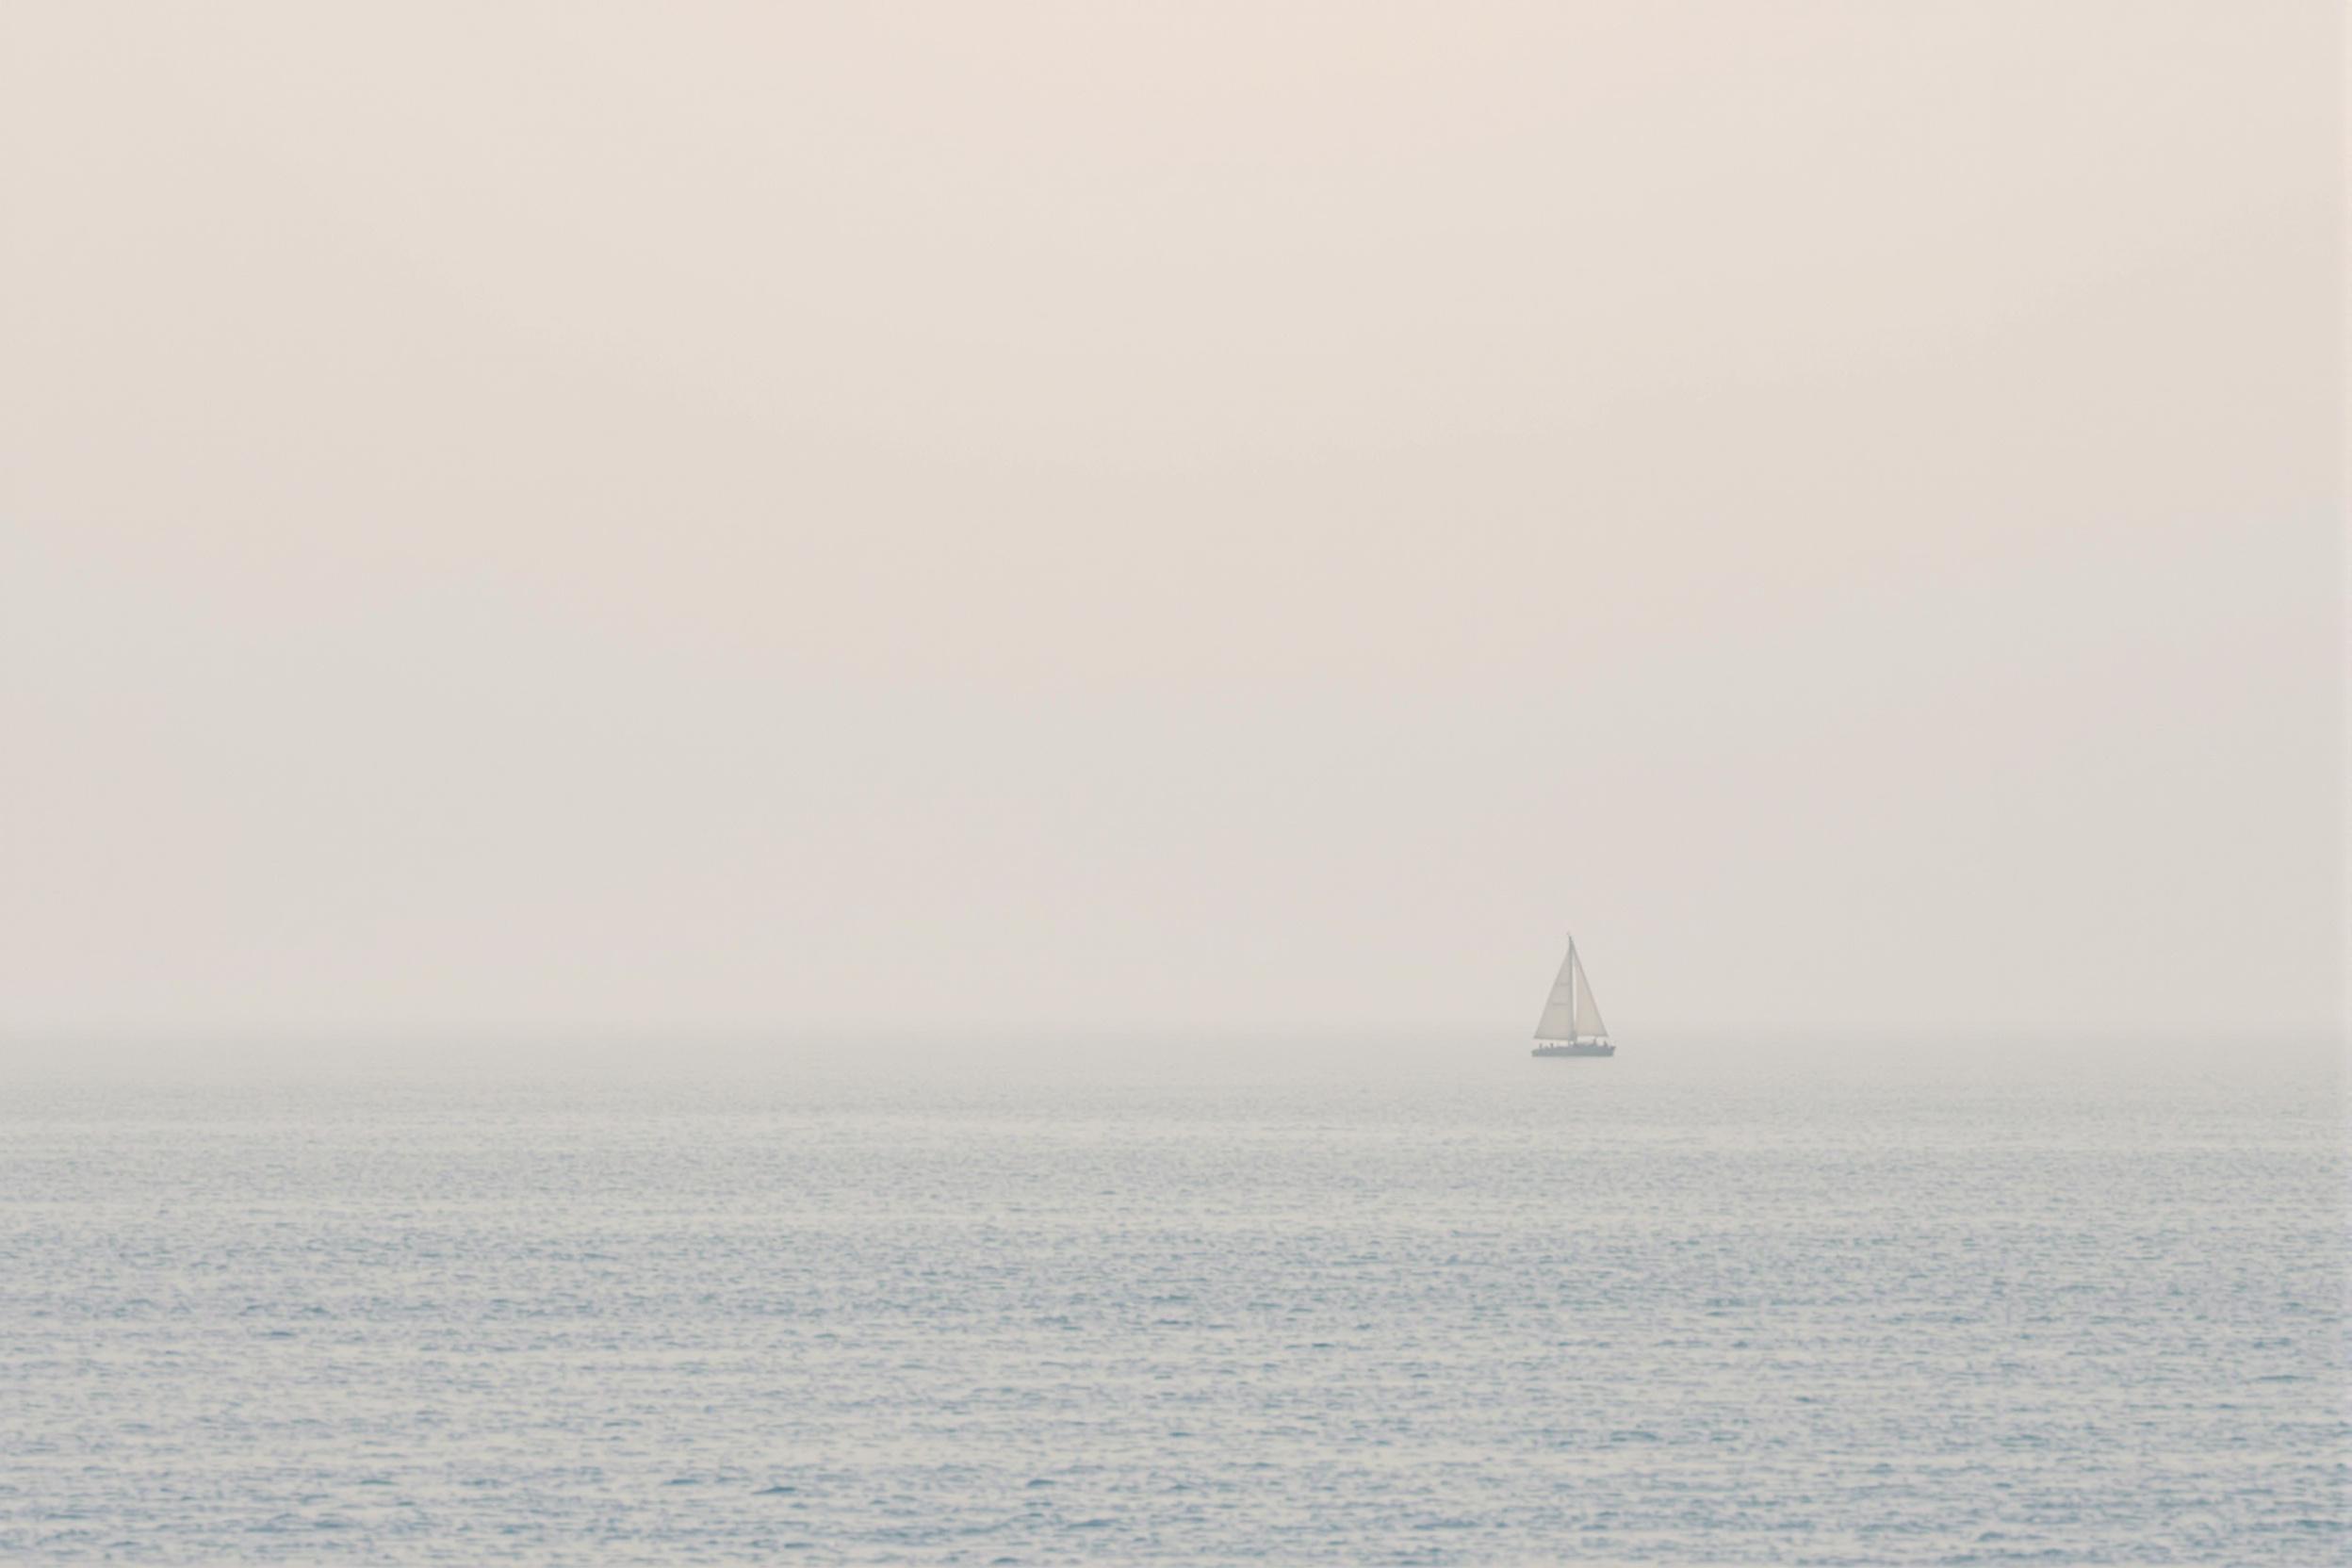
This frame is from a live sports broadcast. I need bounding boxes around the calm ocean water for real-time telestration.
[2,1036,2344,1564]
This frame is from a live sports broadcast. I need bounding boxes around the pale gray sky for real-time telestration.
[2,3,2340,1040]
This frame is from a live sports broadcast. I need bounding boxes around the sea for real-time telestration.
[2,1034,2344,1564]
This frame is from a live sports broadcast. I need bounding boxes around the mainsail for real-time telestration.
[1534,935,1608,1042]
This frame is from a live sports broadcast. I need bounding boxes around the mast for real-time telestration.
[1567,935,1582,1040]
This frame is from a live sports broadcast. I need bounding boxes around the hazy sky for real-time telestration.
[2,4,2340,1040]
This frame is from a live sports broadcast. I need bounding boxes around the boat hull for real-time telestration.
[1531,1042,1615,1058]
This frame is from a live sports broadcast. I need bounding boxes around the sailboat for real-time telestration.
[1531,933,1614,1058]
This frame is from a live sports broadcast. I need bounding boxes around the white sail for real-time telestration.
[1534,934,1608,1042]
[1533,939,1582,1040]
[1572,944,1607,1038]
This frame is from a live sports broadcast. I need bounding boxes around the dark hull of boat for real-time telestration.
[1531,1043,1614,1058]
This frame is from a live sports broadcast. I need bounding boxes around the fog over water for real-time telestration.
[1,3,2340,1046]
[2,6,2344,1563]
